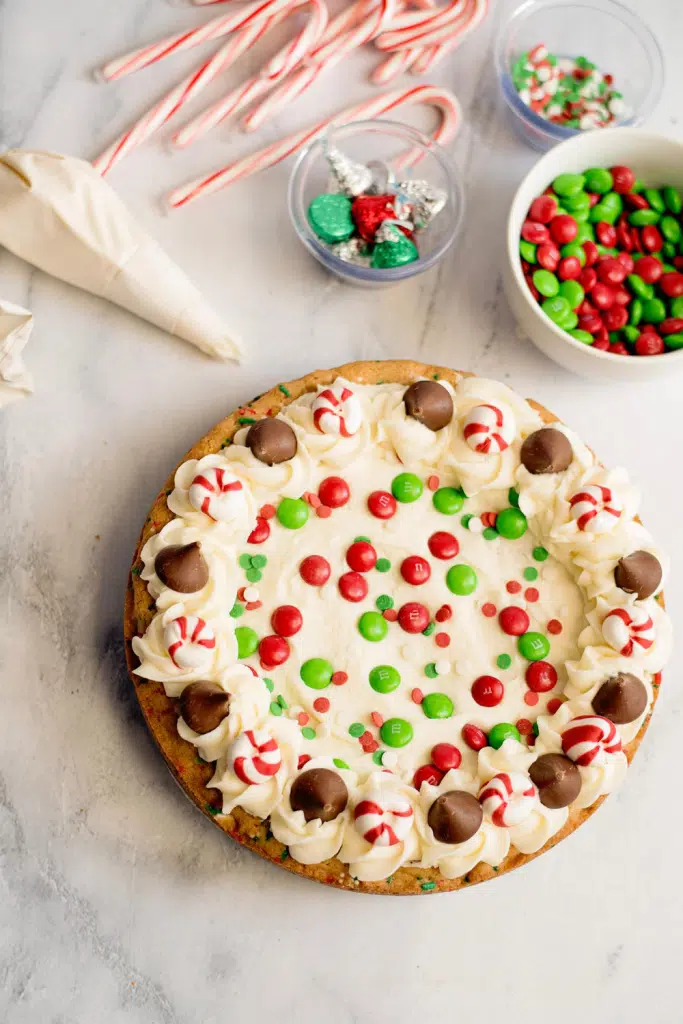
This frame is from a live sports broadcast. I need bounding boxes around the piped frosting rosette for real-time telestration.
[441,377,543,496]
[563,646,654,745]
[535,702,627,809]
[516,424,595,534]
[478,739,568,854]
[573,539,667,601]
[139,518,238,615]
[338,772,421,882]
[270,756,357,865]
[224,419,314,499]
[416,768,509,878]
[177,665,271,762]
[530,464,641,560]
[279,379,370,468]
[374,378,456,472]
[580,593,671,673]
[167,453,257,539]
[132,602,236,697]
[209,717,300,818]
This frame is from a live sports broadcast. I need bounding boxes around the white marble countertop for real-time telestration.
[1,0,682,1021]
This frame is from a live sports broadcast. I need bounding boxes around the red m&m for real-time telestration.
[338,571,369,602]
[258,635,290,668]
[471,675,504,707]
[431,742,462,772]
[318,476,350,508]
[428,531,459,560]
[346,541,377,572]
[367,490,397,519]
[299,555,331,586]
[271,605,303,637]
[525,660,558,693]
[400,555,431,585]
[499,606,530,636]
[398,602,430,634]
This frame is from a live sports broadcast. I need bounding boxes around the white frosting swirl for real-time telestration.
[139,518,238,616]
[374,378,455,472]
[131,603,236,697]
[415,769,510,877]
[209,717,300,818]
[167,453,257,539]
[224,421,314,499]
[280,378,371,468]
[441,377,543,496]
[177,665,271,762]
[270,756,357,865]
[338,773,421,882]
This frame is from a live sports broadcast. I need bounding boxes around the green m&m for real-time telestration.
[369,665,401,694]
[277,497,309,529]
[517,631,550,662]
[358,611,388,642]
[446,563,478,595]
[392,472,423,503]
[496,507,528,540]
[235,626,259,659]
[422,692,454,719]
[300,658,333,689]
[533,269,559,298]
[433,486,465,515]
[380,717,414,748]
[488,723,521,749]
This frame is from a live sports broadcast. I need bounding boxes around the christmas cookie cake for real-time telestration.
[125,361,670,894]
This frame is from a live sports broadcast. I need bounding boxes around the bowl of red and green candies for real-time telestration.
[504,129,683,380]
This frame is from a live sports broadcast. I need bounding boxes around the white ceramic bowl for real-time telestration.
[504,128,683,381]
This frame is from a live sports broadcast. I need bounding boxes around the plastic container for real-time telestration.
[503,127,683,381]
[495,0,663,152]
[288,120,464,287]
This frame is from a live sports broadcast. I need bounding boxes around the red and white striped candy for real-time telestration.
[561,715,622,766]
[602,606,655,657]
[569,485,623,533]
[164,615,216,669]
[463,404,514,454]
[354,793,414,846]
[230,729,282,785]
[478,772,537,827]
[312,386,362,437]
[188,467,245,522]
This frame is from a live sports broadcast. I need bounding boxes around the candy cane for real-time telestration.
[167,84,461,208]
[96,0,327,172]
[463,404,514,454]
[354,794,414,846]
[99,0,290,81]
[312,386,362,437]
[238,0,399,136]
[188,466,246,522]
[164,614,216,669]
[230,729,282,784]
[569,485,623,534]
[561,715,622,767]
[602,607,655,658]
[375,0,480,51]
[171,0,328,148]
[478,772,537,828]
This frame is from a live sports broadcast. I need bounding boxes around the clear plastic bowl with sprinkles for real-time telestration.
[495,0,663,152]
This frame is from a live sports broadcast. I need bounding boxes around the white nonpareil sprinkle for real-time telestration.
[243,586,260,602]
[381,751,398,769]
[468,517,485,535]
[609,97,627,116]
[434,659,452,676]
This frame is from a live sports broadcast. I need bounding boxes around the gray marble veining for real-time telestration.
[1,1,682,1021]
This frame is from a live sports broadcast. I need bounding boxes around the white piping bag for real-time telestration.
[0,150,241,361]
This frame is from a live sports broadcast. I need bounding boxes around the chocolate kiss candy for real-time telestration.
[614,550,662,600]
[403,380,454,432]
[529,754,581,809]
[154,542,209,593]
[325,145,373,198]
[179,681,231,734]
[520,427,573,474]
[427,790,483,844]
[592,672,648,725]
[307,194,354,244]
[246,418,297,465]
[290,768,348,823]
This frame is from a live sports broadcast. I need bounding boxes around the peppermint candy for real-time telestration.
[602,606,655,657]
[569,485,623,533]
[230,729,282,785]
[463,404,514,454]
[164,614,216,669]
[312,386,362,437]
[354,793,414,847]
[478,772,537,827]
[561,715,622,766]
[188,466,245,522]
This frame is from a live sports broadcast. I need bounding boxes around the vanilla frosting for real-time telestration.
[0,299,33,406]
[0,149,241,360]
[132,375,672,882]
